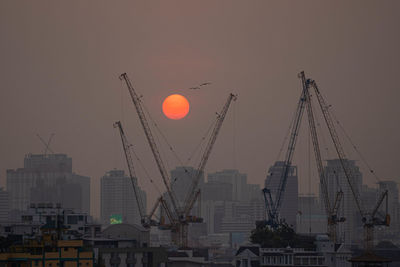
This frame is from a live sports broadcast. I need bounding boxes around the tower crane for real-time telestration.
[305,74,389,252]
[119,73,236,247]
[180,93,237,245]
[262,79,307,228]
[114,121,146,222]
[114,121,171,228]
[119,73,180,222]
[299,72,345,243]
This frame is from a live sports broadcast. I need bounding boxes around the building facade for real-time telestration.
[324,159,363,245]
[100,170,146,226]
[264,161,298,229]
[0,188,9,222]
[6,154,90,214]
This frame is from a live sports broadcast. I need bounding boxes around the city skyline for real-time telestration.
[1,1,400,221]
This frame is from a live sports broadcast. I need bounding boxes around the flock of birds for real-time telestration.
[189,82,211,90]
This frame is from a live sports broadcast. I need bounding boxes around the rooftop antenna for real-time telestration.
[37,133,55,156]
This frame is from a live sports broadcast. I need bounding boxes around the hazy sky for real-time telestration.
[1,1,399,219]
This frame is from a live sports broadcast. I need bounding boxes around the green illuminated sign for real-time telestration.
[110,214,122,224]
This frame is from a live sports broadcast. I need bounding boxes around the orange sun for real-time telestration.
[162,94,190,120]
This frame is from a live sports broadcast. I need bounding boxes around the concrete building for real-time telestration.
[297,195,327,234]
[0,240,94,267]
[202,200,264,235]
[0,188,9,222]
[6,153,90,214]
[170,166,204,205]
[0,203,95,240]
[100,169,146,226]
[324,159,363,245]
[264,161,298,228]
[208,170,248,202]
[235,246,327,267]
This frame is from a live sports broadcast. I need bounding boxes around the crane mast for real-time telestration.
[263,82,307,227]
[119,73,180,219]
[308,77,389,252]
[300,72,345,243]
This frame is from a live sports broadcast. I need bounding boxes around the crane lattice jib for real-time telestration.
[114,121,146,219]
[272,83,307,220]
[120,73,180,218]
[301,74,332,217]
[310,81,365,216]
[183,93,237,216]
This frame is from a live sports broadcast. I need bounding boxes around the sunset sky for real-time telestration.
[1,1,399,219]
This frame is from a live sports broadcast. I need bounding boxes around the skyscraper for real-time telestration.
[324,159,363,245]
[170,166,204,205]
[100,169,146,225]
[208,169,247,201]
[264,161,298,229]
[6,154,90,214]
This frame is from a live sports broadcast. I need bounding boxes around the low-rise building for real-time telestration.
[0,238,93,267]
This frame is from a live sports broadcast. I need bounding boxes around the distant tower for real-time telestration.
[324,159,363,245]
[100,169,146,225]
[264,161,298,229]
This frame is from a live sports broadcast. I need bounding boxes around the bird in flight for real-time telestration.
[200,82,211,86]
[188,82,212,90]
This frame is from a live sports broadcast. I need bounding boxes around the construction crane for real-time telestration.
[305,74,389,252]
[262,79,307,228]
[119,73,180,219]
[119,73,236,247]
[299,72,345,243]
[37,133,55,155]
[114,121,168,228]
[180,93,237,245]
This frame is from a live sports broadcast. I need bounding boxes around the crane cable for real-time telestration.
[330,108,381,183]
[186,117,218,165]
[129,143,163,197]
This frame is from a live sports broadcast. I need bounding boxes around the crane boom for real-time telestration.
[119,73,180,218]
[308,77,389,252]
[310,80,365,215]
[300,72,344,242]
[263,83,307,227]
[183,93,237,215]
[114,121,145,219]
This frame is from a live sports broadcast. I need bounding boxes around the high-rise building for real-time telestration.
[324,159,363,245]
[208,169,247,201]
[0,188,9,222]
[264,161,298,228]
[100,169,146,225]
[297,195,327,234]
[170,166,204,205]
[200,169,264,235]
[6,154,90,214]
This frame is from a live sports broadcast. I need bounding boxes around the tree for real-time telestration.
[250,222,315,249]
